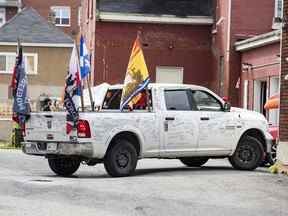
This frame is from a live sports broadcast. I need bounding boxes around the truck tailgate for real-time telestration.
[25,112,69,142]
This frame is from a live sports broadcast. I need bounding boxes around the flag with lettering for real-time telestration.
[64,44,81,134]
[11,42,30,126]
[120,35,150,110]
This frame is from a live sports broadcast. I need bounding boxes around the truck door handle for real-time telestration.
[200,117,210,121]
[165,117,175,121]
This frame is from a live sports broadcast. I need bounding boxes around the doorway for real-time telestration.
[253,80,267,117]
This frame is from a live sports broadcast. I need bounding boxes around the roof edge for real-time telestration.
[0,42,74,47]
[98,12,213,25]
[235,30,280,52]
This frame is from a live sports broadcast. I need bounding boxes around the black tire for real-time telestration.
[48,157,80,177]
[267,141,277,166]
[229,136,264,170]
[179,157,209,167]
[104,139,138,177]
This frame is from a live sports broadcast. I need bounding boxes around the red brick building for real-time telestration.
[0,0,20,27]
[212,0,276,106]
[82,0,215,90]
[0,1,81,39]
[235,31,280,126]
[278,0,288,168]
[21,0,81,38]
[81,0,280,108]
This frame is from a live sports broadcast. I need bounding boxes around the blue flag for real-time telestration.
[12,45,30,124]
[79,35,91,79]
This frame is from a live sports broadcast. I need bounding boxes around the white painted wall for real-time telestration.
[156,66,183,84]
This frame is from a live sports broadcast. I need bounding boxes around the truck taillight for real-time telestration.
[77,120,91,138]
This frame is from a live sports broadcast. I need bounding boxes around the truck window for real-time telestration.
[102,89,152,110]
[102,89,122,110]
[164,90,193,111]
[192,90,222,111]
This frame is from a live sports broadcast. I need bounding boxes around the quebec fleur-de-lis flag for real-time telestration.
[120,35,150,110]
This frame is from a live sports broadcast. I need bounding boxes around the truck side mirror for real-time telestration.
[223,102,231,112]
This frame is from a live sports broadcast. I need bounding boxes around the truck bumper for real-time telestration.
[22,141,93,158]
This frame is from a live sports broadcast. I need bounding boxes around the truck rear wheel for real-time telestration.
[104,139,138,177]
[48,157,80,177]
[229,136,264,170]
[179,157,209,167]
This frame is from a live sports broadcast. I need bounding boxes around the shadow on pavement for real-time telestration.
[42,165,269,179]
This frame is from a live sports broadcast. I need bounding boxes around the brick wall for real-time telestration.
[94,22,213,88]
[280,0,288,141]
[212,0,275,106]
[80,0,96,84]
[22,0,81,38]
[5,7,18,21]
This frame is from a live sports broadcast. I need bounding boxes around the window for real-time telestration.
[275,0,283,18]
[165,90,192,111]
[51,6,70,26]
[192,90,222,111]
[0,53,38,74]
[102,89,152,110]
[0,8,5,27]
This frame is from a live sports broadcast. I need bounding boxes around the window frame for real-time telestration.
[0,8,6,27]
[192,90,224,112]
[274,0,283,18]
[51,6,71,27]
[0,52,38,75]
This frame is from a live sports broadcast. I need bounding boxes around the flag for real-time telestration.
[120,36,150,110]
[64,44,81,134]
[79,35,91,79]
[11,41,30,126]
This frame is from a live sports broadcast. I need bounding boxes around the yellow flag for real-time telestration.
[120,36,150,110]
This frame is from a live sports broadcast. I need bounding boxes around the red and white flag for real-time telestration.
[64,44,81,134]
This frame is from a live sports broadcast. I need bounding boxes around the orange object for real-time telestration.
[264,95,279,110]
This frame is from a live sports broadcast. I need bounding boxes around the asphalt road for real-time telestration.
[0,150,287,216]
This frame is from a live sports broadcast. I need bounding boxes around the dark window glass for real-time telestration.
[102,89,122,110]
[61,18,70,25]
[55,18,61,24]
[102,89,152,110]
[164,90,192,111]
[192,90,222,111]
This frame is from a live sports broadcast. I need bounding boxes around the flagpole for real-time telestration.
[137,31,151,112]
[75,42,85,112]
[86,75,94,111]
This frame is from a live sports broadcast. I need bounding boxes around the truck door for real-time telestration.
[161,89,199,156]
[192,90,236,154]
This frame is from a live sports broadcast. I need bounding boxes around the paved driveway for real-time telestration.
[0,150,287,216]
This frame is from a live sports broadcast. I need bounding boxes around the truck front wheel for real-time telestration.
[179,157,209,167]
[229,136,264,170]
[104,139,138,177]
[48,157,80,177]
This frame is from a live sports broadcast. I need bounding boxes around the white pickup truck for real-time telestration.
[22,83,273,177]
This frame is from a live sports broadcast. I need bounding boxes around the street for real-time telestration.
[0,150,287,216]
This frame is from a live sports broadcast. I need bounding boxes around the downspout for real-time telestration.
[226,0,232,97]
[18,0,22,12]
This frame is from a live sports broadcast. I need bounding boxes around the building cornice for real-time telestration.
[235,30,280,52]
[0,0,19,7]
[98,12,213,25]
[0,42,74,48]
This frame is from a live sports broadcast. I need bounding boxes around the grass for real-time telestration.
[0,142,20,149]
